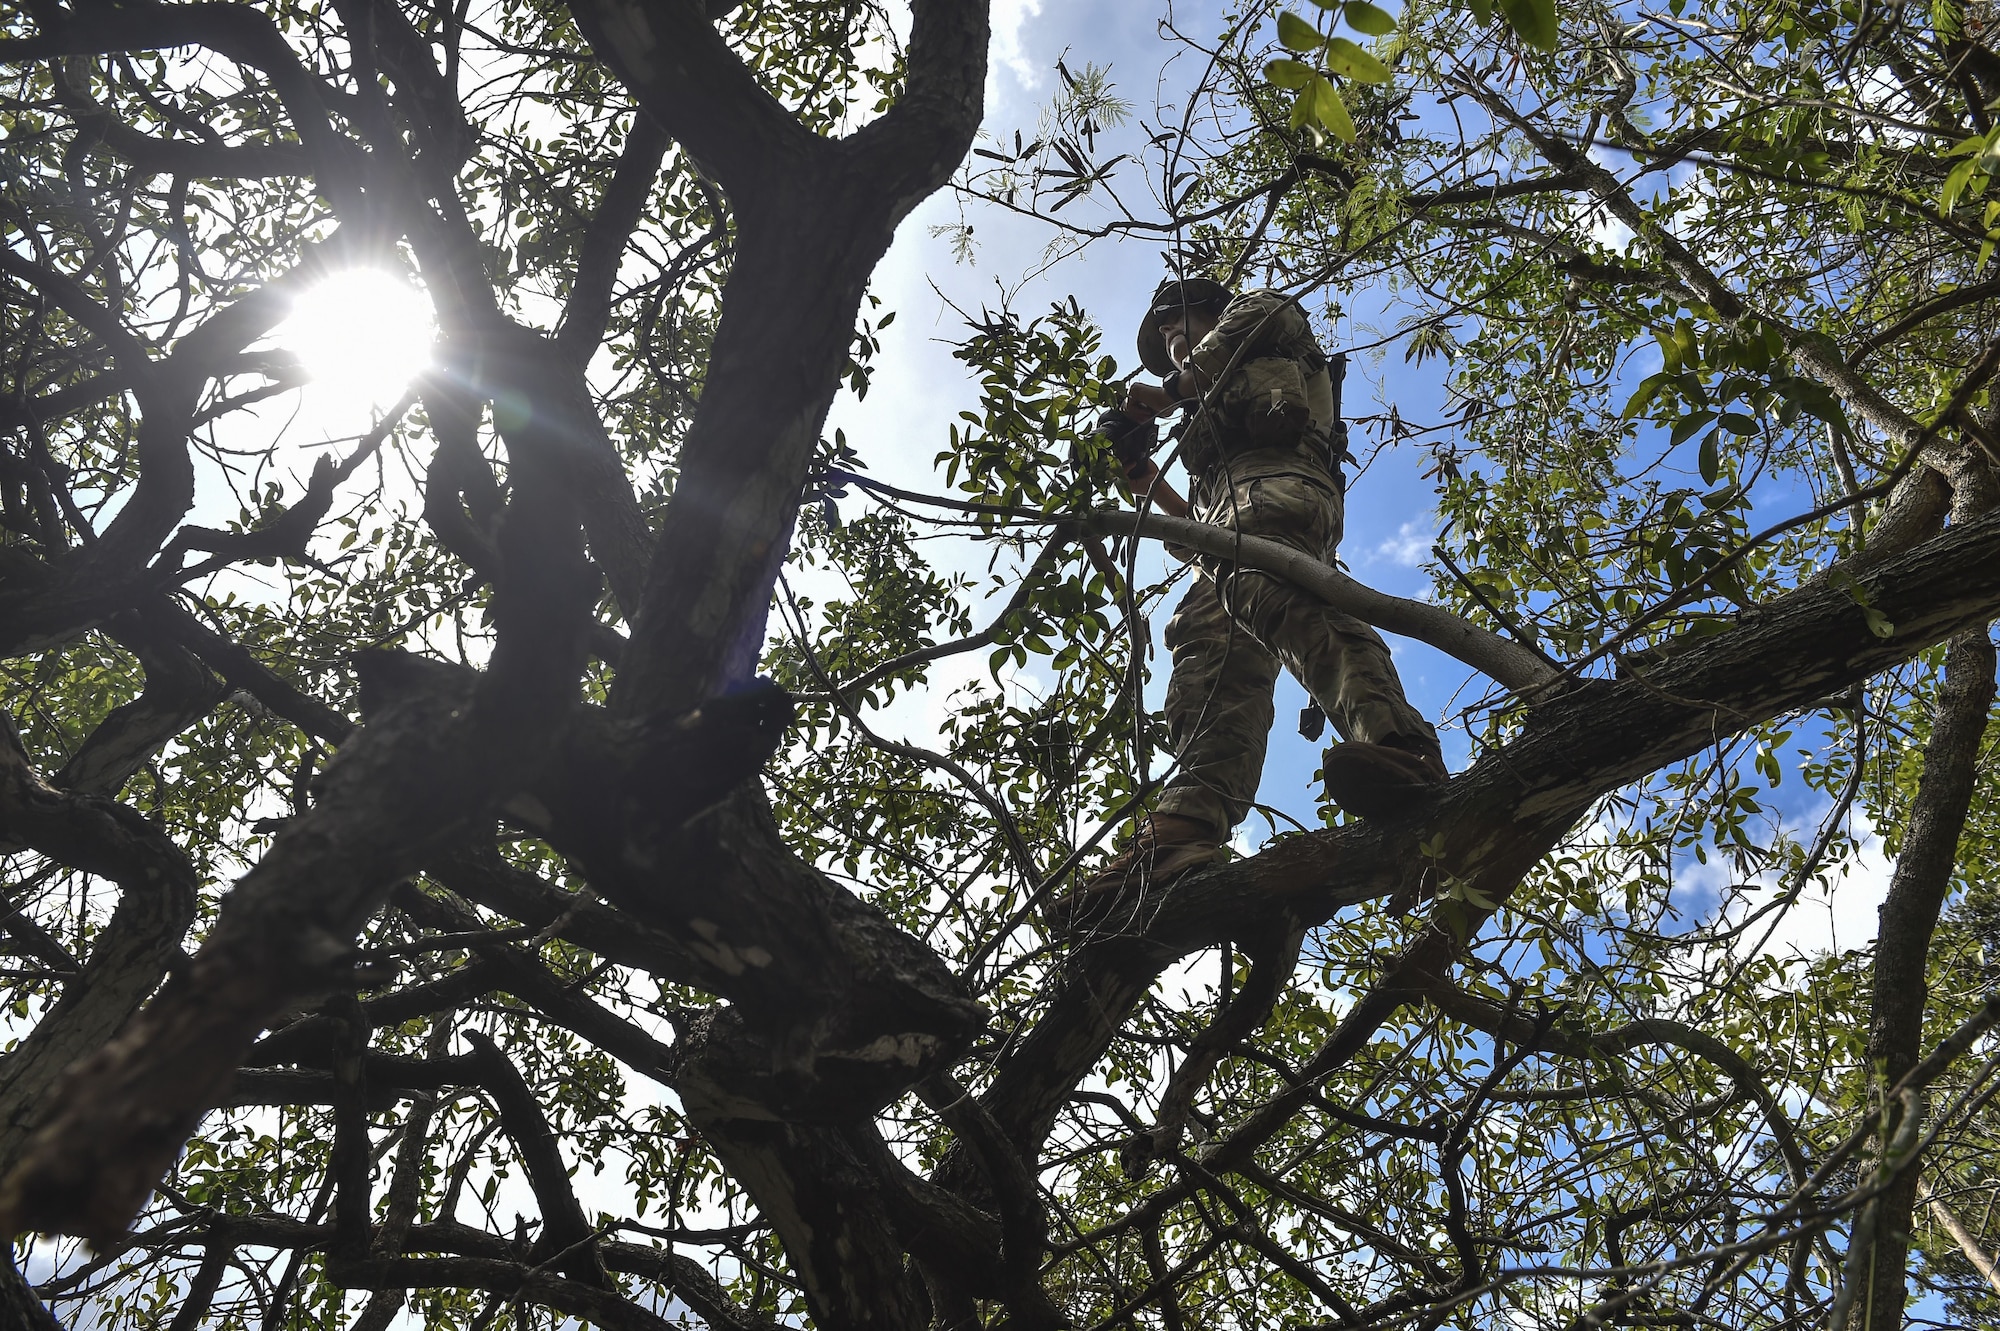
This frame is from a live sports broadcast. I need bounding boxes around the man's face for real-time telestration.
[1156,308,1218,369]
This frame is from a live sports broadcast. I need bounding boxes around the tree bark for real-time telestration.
[0,1245,61,1331]
[1923,1184,2000,1298]
[569,0,992,717]
[1860,626,1996,1328]
[0,711,199,1182]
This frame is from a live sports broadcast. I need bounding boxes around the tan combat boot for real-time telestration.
[1054,813,1222,936]
[1320,741,1448,821]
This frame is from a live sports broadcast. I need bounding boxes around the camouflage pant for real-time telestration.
[1152,471,1440,836]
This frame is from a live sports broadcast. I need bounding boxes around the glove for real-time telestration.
[1095,408,1158,474]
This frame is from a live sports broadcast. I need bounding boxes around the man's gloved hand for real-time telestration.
[1124,379,1178,420]
[1095,407,1158,478]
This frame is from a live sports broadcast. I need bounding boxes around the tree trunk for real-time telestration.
[1861,626,1996,1327]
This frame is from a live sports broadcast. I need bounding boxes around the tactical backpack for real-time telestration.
[1224,356,1315,446]
[1183,342,1340,477]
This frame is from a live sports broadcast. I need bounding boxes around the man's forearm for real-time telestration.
[1124,459,1191,519]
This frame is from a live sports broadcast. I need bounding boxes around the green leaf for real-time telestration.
[1669,409,1716,448]
[1621,372,1665,420]
[1343,1,1399,35]
[1266,57,1316,89]
[1277,11,1327,51]
[1496,0,1558,49]
[1654,326,1682,373]
[1311,75,1357,142]
[1719,411,1758,435]
[1289,86,1316,133]
[1697,431,1720,485]
[1438,875,1500,910]
[1672,319,1700,369]
[1325,36,1392,83]
[1942,156,1980,216]
[1468,0,1493,21]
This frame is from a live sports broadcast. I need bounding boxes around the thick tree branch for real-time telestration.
[147,598,353,744]
[0,1247,61,1331]
[961,500,2000,1175]
[505,696,984,1121]
[0,707,199,1182]
[559,114,670,362]
[391,883,678,1087]
[607,0,988,715]
[329,998,374,1259]
[51,618,225,797]
[222,1050,484,1108]
[0,675,511,1242]
[665,1113,932,1331]
[844,0,991,203]
[459,1031,606,1283]
[163,1244,229,1331]
[1076,509,1557,692]
[335,1256,674,1331]
[561,0,817,202]
[1857,624,1996,1326]
[0,407,596,1240]
[424,838,704,987]
[453,331,652,621]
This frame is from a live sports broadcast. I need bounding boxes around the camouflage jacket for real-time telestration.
[1175,288,1342,500]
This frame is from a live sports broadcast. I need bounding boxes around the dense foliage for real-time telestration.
[5,0,2000,1328]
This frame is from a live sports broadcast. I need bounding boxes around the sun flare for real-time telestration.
[278,268,435,406]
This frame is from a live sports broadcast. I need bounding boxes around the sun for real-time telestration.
[277,268,436,406]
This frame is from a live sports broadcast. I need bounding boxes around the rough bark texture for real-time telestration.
[0,710,199,1183]
[1861,626,1996,1327]
[1925,1185,2000,1298]
[0,1246,62,1331]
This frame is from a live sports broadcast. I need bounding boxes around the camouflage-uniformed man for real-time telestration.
[1074,277,1446,915]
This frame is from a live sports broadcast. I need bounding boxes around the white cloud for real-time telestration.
[1675,804,1895,964]
[1369,519,1433,568]
[992,0,1046,90]
[1589,209,1637,255]
[1746,815,1894,962]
